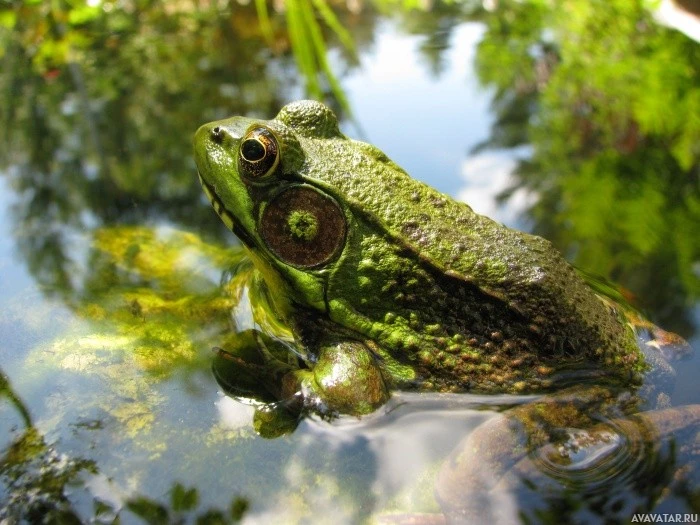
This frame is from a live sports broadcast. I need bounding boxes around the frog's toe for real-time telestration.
[633,403,700,442]
[212,346,278,404]
[645,326,694,361]
[252,404,300,438]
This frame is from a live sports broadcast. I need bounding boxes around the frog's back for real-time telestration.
[310,138,639,371]
[275,101,642,386]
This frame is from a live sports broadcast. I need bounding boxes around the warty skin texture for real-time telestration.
[194,100,642,415]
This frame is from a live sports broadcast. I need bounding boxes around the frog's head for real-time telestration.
[194,100,491,343]
[194,100,369,317]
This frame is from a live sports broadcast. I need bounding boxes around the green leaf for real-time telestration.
[195,510,228,525]
[68,6,101,26]
[298,0,350,112]
[286,0,321,98]
[125,497,169,525]
[0,9,16,29]
[171,482,199,512]
[254,0,274,46]
[311,0,357,56]
[230,496,249,522]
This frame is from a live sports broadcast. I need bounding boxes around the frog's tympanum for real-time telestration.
[195,100,699,519]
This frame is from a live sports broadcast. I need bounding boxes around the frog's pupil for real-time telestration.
[242,139,265,162]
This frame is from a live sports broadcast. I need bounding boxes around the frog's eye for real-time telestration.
[238,127,280,179]
[260,186,347,268]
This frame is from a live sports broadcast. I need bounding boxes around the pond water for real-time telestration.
[1,1,699,523]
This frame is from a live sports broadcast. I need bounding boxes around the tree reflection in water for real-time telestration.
[472,0,699,337]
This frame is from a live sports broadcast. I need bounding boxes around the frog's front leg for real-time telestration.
[281,339,390,416]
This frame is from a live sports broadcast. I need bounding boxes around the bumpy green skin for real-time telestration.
[194,100,642,415]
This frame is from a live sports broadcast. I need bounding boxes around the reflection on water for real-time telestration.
[436,401,700,523]
[471,0,700,338]
[1,0,699,523]
[5,366,697,523]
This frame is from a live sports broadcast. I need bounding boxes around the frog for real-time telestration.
[193,99,668,414]
[194,100,700,518]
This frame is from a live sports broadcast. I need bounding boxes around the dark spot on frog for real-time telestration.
[452,243,466,254]
[402,220,419,233]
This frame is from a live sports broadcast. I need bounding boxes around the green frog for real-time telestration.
[193,100,682,418]
[195,100,700,518]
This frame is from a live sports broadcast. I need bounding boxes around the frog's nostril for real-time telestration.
[211,126,224,144]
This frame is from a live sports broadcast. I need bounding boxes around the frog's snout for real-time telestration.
[196,119,250,148]
[193,121,242,179]
[195,122,228,148]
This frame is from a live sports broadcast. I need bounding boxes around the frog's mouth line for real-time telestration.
[198,172,236,232]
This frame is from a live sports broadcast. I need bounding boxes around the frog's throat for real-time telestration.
[198,171,240,230]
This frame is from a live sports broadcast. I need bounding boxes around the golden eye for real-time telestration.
[238,127,280,179]
[260,186,347,268]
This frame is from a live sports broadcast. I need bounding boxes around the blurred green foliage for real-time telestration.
[252,0,357,109]
[474,0,699,333]
[0,0,298,301]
